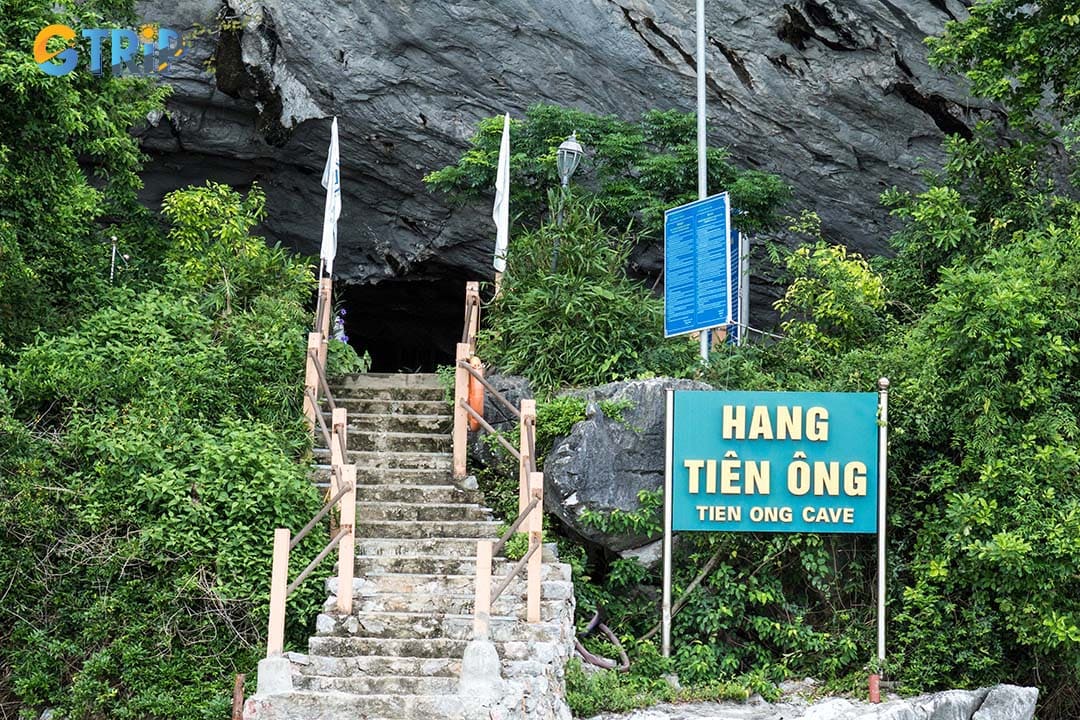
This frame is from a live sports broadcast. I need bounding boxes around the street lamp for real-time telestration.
[557,132,584,188]
[552,131,584,272]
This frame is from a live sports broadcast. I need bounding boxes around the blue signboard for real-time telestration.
[664,193,734,338]
[671,391,879,533]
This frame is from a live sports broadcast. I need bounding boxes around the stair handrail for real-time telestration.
[451,282,545,639]
[264,274,358,658]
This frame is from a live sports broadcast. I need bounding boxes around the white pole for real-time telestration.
[696,0,709,362]
[877,377,890,663]
[739,229,750,345]
[662,389,674,657]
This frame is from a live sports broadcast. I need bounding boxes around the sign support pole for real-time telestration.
[662,389,674,657]
[738,229,750,345]
[696,0,709,362]
[877,378,890,665]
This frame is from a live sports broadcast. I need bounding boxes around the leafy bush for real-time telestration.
[478,195,697,393]
[0,184,322,720]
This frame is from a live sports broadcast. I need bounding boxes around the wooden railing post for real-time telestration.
[303,333,321,430]
[527,472,544,623]
[267,527,291,656]
[473,539,493,639]
[519,399,536,515]
[329,407,347,496]
[453,343,470,479]
[317,276,332,369]
[464,281,481,351]
[336,464,356,614]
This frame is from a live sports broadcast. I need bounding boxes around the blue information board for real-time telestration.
[671,391,879,534]
[664,193,734,338]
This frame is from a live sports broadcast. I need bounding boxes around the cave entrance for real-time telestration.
[339,276,468,372]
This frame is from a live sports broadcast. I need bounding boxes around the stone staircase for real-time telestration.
[245,373,576,720]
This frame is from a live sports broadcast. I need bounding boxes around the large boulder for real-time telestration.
[543,377,710,553]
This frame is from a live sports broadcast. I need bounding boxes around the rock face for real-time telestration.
[135,0,985,356]
[583,685,1038,720]
[543,377,710,553]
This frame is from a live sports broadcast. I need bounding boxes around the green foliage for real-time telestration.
[928,1,1080,130]
[326,339,371,377]
[773,241,888,369]
[478,195,698,393]
[425,104,791,242]
[0,0,170,354]
[162,182,313,316]
[0,182,321,720]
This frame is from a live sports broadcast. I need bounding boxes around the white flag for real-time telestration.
[320,117,341,275]
[492,113,510,273]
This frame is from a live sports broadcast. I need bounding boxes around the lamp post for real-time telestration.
[552,131,584,272]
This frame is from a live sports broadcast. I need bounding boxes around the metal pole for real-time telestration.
[739,229,750,345]
[696,0,709,362]
[877,377,890,664]
[662,389,674,657]
[109,235,118,283]
[552,179,567,273]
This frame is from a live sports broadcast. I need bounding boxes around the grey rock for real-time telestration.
[136,0,990,324]
[619,539,663,569]
[972,685,1038,720]
[469,372,533,466]
[581,685,1038,720]
[544,377,710,552]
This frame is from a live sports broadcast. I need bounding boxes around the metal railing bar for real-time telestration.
[490,540,540,605]
[460,400,521,460]
[308,388,334,450]
[286,526,351,597]
[525,421,537,473]
[457,361,520,419]
[290,482,353,551]
[336,427,349,462]
[492,496,541,556]
[307,349,338,412]
[461,300,475,344]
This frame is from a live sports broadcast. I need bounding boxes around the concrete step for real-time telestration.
[244,691,464,720]
[306,636,546,663]
[354,519,502,540]
[352,554,571,576]
[293,673,458,695]
[315,611,566,642]
[334,592,567,617]
[354,538,484,558]
[301,654,461,678]
[335,413,452,434]
[332,373,443,391]
[331,398,449,416]
[354,484,482,505]
[328,567,572,596]
[313,466,457,489]
[332,386,446,402]
[328,568,573,600]
[313,449,451,471]
[357,502,491,523]
[345,430,449,453]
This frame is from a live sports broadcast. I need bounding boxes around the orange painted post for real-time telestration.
[519,399,536,515]
[303,333,321,430]
[317,276,332,369]
[329,408,347,496]
[527,472,544,623]
[266,528,291,657]
[336,464,356,614]
[453,343,470,479]
[473,539,493,639]
[465,281,481,351]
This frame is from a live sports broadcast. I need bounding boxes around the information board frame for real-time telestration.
[663,192,734,338]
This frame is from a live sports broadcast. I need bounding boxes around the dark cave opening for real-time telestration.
[339,276,469,373]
